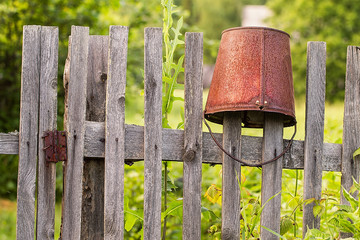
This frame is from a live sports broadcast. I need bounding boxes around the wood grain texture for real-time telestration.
[62,26,89,240]
[16,25,41,240]
[81,35,108,240]
[183,32,203,240]
[340,46,360,240]
[260,114,283,240]
[303,42,326,234]
[143,27,163,240]
[0,132,19,154]
[82,121,342,171]
[36,26,59,240]
[104,26,129,240]
[221,112,241,240]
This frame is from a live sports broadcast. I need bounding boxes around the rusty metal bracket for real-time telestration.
[42,130,67,163]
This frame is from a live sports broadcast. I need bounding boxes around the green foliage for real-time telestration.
[304,177,360,239]
[267,0,360,101]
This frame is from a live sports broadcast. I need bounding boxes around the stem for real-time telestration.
[162,162,168,240]
[294,169,299,238]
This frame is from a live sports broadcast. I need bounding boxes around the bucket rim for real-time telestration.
[222,26,290,38]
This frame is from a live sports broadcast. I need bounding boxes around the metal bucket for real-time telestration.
[204,27,296,128]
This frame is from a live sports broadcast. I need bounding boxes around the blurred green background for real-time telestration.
[0,0,357,238]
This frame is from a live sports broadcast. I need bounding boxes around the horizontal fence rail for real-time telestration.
[0,123,342,171]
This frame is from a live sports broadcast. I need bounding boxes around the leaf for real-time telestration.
[338,218,357,233]
[342,186,358,210]
[261,226,287,239]
[124,213,138,232]
[303,198,316,205]
[161,199,183,220]
[313,204,325,217]
[353,147,360,160]
[337,204,353,212]
[204,184,222,205]
[201,207,219,221]
[280,216,293,235]
[352,176,360,192]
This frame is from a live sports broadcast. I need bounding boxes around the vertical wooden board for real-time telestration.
[260,114,283,240]
[143,27,162,240]
[104,26,129,240]
[36,26,59,240]
[16,25,41,240]
[62,26,89,240]
[81,35,109,239]
[183,32,203,240]
[342,46,360,201]
[221,112,241,240]
[303,42,326,234]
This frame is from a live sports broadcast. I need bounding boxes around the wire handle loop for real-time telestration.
[203,112,296,167]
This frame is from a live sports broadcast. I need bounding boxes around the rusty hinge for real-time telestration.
[42,130,67,163]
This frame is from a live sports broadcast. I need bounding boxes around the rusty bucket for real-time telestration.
[204,27,296,128]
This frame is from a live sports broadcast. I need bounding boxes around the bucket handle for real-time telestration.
[203,112,296,167]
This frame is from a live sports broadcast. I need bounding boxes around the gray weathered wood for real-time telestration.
[183,32,203,240]
[82,121,342,171]
[221,112,241,240]
[81,35,108,240]
[104,25,129,240]
[0,132,19,154]
[260,114,283,240]
[143,27,163,240]
[303,41,326,234]
[342,46,360,203]
[62,26,89,240]
[36,26,59,240]
[16,25,41,240]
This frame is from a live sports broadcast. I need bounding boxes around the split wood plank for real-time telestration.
[16,25,41,240]
[303,42,326,234]
[221,112,242,240]
[260,113,283,240]
[82,121,342,171]
[0,132,19,154]
[62,26,89,240]
[342,46,360,202]
[143,27,163,240]
[104,25,129,240]
[81,35,109,239]
[183,32,203,240]
[36,26,59,240]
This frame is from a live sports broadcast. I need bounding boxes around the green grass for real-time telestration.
[0,89,345,238]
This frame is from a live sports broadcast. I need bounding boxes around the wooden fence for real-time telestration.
[0,25,359,239]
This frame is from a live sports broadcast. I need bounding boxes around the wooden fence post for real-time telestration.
[104,25,129,240]
[303,41,326,234]
[143,27,163,240]
[17,25,41,240]
[183,32,203,239]
[62,26,89,240]
[36,26,59,240]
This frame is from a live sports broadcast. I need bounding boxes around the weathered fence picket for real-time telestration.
[36,26,59,239]
[222,112,242,239]
[104,25,129,239]
[143,27,163,239]
[81,34,108,239]
[183,32,203,239]
[17,25,41,240]
[62,26,89,240]
[1,24,360,239]
[303,41,326,232]
[261,114,283,240]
